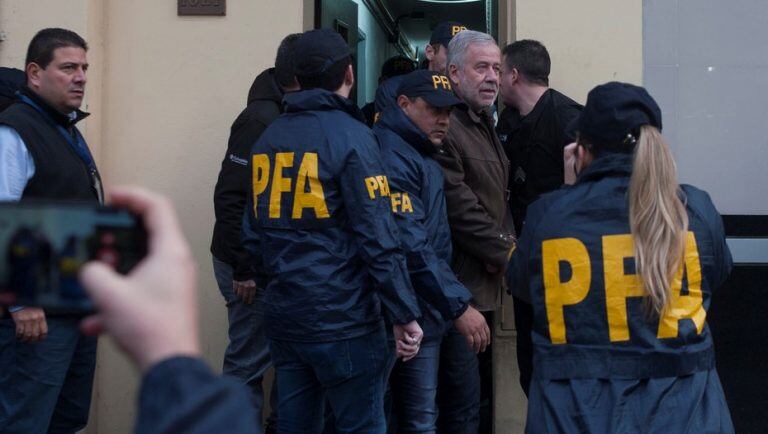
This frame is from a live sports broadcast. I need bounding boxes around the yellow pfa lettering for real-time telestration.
[431,75,452,91]
[441,76,451,90]
[540,231,707,345]
[391,192,401,213]
[376,176,390,196]
[251,154,270,217]
[657,232,706,338]
[542,238,591,344]
[390,192,414,213]
[292,152,329,219]
[401,193,413,213]
[602,234,645,342]
[365,175,390,199]
[365,177,380,199]
[251,152,330,220]
[451,25,467,36]
[269,152,294,218]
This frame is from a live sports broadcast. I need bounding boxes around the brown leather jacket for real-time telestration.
[435,105,516,311]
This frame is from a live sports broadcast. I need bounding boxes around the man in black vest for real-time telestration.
[496,39,582,397]
[0,28,102,433]
[210,32,300,434]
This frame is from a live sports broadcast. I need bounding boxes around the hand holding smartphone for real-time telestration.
[0,201,147,313]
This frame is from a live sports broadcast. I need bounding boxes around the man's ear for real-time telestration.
[448,64,460,88]
[344,64,355,87]
[397,94,410,110]
[509,67,520,84]
[425,44,435,61]
[576,143,594,171]
[26,63,41,89]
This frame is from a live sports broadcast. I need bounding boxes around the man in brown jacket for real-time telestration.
[434,30,516,433]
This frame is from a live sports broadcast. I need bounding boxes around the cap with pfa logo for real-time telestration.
[292,29,351,77]
[396,70,462,108]
[430,21,467,47]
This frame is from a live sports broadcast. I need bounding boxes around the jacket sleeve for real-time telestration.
[387,159,471,321]
[698,191,733,289]
[507,211,532,304]
[135,357,259,434]
[337,134,421,325]
[211,114,268,281]
[434,139,515,269]
[241,197,269,290]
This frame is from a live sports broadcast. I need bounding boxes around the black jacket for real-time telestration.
[497,89,581,233]
[210,68,284,280]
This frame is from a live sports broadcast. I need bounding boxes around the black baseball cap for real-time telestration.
[381,56,416,79]
[292,29,351,77]
[396,70,462,108]
[430,21,467,47]
[577,82,662,147]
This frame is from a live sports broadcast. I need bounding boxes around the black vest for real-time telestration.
[0,95,101,203]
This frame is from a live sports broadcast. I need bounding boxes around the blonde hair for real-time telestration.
[628,125,689,315]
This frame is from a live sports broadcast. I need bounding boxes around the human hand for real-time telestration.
[11,307,47,342]
[563,142,578,185]
[393,320,423,362]
[233,279,257,304]
[454,305,490,353]
[79,187,201,373]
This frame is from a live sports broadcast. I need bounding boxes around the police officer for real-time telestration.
[210,33,300,433]
[242,29,423,433]
[374,70,490,432]
[508,82,734,433]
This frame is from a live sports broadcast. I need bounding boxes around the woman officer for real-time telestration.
[508,82,734,433]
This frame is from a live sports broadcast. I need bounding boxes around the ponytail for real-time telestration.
[628,125,688,316]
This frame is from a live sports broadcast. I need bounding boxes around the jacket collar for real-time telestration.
[463,103,492,125]
[377,105,435,155]
[19,86,89,128]
[578,151,634,183]
[283,88,365,123]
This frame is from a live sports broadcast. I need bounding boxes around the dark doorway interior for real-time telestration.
[314,0,497,107]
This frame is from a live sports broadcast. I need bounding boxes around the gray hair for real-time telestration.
[447,30,497,69]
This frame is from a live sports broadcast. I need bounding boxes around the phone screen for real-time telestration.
[0,202,146,313]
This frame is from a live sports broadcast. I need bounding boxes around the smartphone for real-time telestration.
[0,201,147,313]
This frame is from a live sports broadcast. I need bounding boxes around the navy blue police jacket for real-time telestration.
[373,105,472,342]
[242,89,421,342]
[508,152,734,433]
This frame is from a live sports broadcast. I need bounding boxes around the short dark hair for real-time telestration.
[502,39,550,86]
[25,28,88,69]
[296,56,351,92]
[274,33,301,89]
